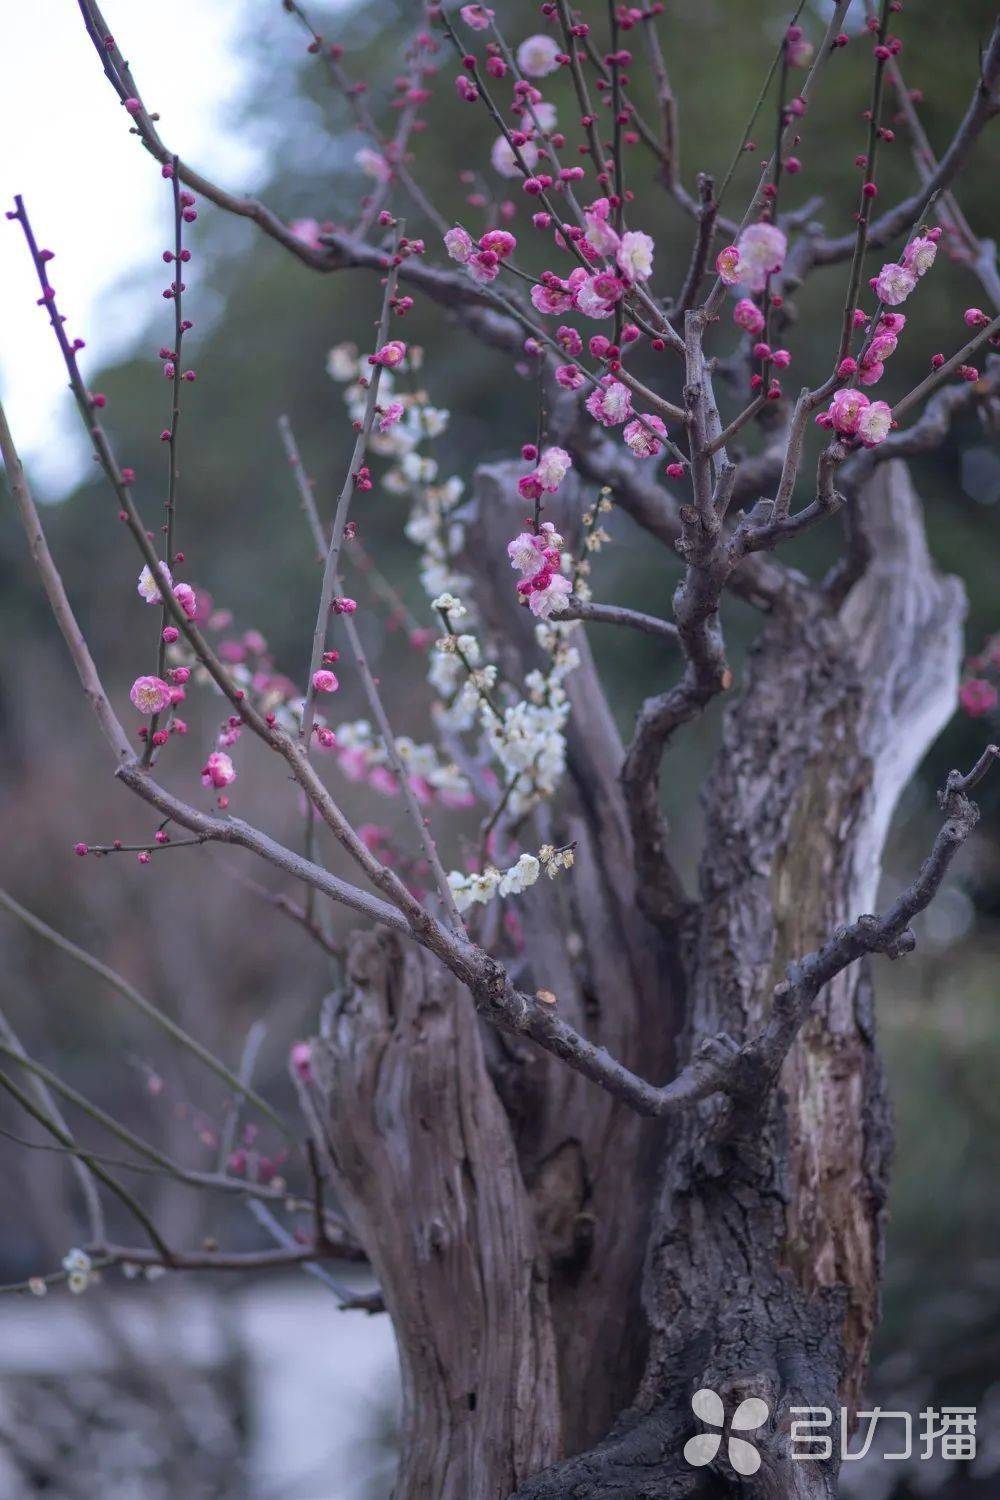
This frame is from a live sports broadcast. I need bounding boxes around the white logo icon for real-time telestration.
[683,1388,770,1476]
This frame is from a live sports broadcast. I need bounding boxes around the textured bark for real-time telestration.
[513,463,965,1497]
[312,930,560,1499]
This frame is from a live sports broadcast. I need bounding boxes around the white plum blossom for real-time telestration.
[616,230,654,283]
[137,562,172,604]
[499,852,541,896]
[532,101,558,132]
[62,1248,93,1295]
[517,33,561,78]
[856,400,892,446]
[491,134,539,178]
[355,146,391,183]
[326,342,360,381]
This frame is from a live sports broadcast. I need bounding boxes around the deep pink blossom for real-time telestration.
[828,387,869,437]
[201,750,237,789]
[173,582,197,619]
[555,364,584,389]
[959,679,998,717]
[479,229,517,260]
[371,340,407,368]
[733,298,765,334]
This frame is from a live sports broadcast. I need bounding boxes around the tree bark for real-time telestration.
[312,931,561,1499]
[513,460,965,1497]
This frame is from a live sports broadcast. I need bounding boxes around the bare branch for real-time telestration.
[807,19,1000,268]
[0,401,131,764]
[560,598,680,643]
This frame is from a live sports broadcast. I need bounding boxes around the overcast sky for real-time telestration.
[1,0,267,496]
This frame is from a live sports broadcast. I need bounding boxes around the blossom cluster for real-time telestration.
[447,842,574,914]
[327,342,580,839]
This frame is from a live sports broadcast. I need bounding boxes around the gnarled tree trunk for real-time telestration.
[315,461,963,1500]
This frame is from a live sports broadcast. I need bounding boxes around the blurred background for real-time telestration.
[1,0,998,1494]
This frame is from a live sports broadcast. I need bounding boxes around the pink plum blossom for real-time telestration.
[202,750,237,789]
[130,675,171,715]
[959,679,998,717]
[289,219,324,250]
[444,226,474,263]
[173,582,197,619]
[459,4,494,29]
[290,1040,314,1083]
[584,200,620,256]
[902,235,937,277]
[517,34,561,78]
[468,250,501,283]
[508,531,545,575]
[531,279,575,315]
[873,262,917,305]
[733,222,787,292]
[378,402,405,432]
[585,378,632,427]
[716,246,742,285]
[312,669,339,694]
[527,571,571,618]
[535,446,572,491]
[623,414,667,458]
[828,387,869,436]
[575,275,617,319]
